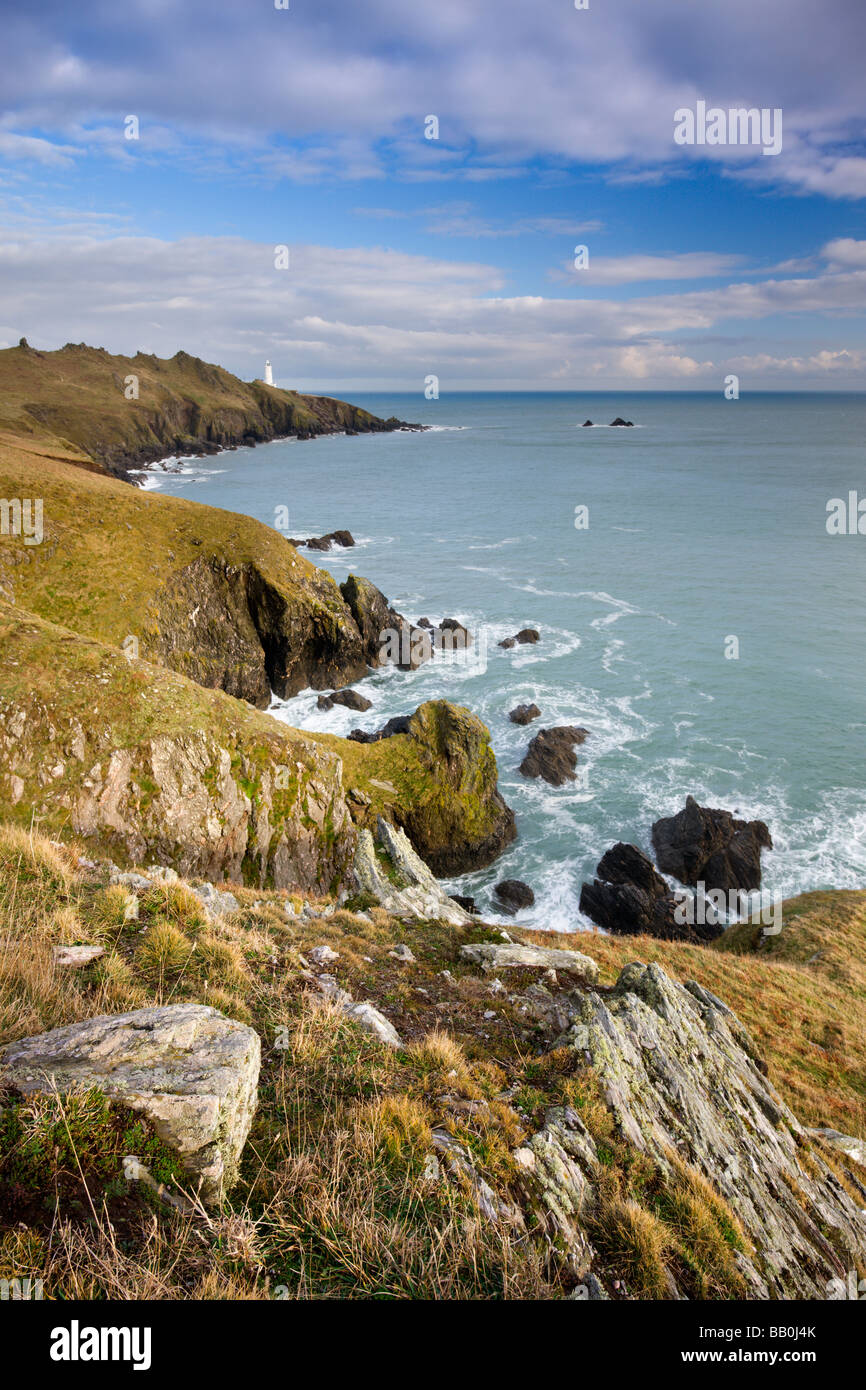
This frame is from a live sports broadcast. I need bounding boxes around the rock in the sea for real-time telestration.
[651,795,773,892]
[294,530,355,551]
[582,419,593,427]
[550,962,866,1297]
[499,628,540,649]
[460,941,598,984]
[316,688,373,712]
[509,702,541,725]
[519,726,588,786]
[609,417,633,426]
[0,1004,260,1204]
[578,842,715,941]
[449,893,479,915]
[494,879,535,913]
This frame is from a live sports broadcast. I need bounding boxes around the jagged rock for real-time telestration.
[553,962,866,1297]
[509,703,541,725]
[0,1004,260,1204]
[519,726,588,786]
[352,819,472,925]
[609,417,633,426]
[582,420,593,427]
[344,1001,401,1049]
[578,841,715,941]
[53,944,105,967]
[339,574,431,671]
[494,880,535,913]
[652,795,773,892]
[316,688,373,712]
[460,941,598,984]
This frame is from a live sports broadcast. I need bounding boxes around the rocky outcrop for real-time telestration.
[352,817,473,925]
[494,880,535,913]
[0,1004,261,1205]
[509,703,541,725]
[609,417,634,427]
[540,962,866,1297]
[519,726,588,786]
[0,341,420,481]
[652,795,773,892]
[0,603,357,890]
[578,841,721,942]
[150,552,372,705]
[339,574,433,672]
[383,701,517,874]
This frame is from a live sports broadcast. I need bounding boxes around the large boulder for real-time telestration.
[393,702,517,873]
[519,726,588,787]
[652,795,773,892]
[494,879,535,913]
[578,841,720,942]
[0,1004,261,1205]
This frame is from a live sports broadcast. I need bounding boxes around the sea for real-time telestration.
[136,391,866,930]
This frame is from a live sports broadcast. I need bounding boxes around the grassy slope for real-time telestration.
[1,826,863,1299]
[0,341,397,474]
[0,445,347,654]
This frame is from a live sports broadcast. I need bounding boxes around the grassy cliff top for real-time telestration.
[0,340,406,476]
[0,445,341,651]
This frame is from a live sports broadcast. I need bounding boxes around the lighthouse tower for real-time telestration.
[264,360,274,386]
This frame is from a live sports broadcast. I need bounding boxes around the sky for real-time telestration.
[0,0,865,391]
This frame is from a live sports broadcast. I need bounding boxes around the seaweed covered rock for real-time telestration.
[388,701,517,874]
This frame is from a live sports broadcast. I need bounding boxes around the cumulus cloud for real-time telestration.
[2,224,864,389]
[0,0,863,195]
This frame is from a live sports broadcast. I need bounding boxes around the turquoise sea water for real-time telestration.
[139,392,866,930]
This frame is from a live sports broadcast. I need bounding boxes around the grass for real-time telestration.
[0,823,864,1299]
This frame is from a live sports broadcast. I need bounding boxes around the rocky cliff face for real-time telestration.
[0,603,356,890]
[0,342,418,480]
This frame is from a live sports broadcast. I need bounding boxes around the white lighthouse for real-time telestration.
[264,360,274,386]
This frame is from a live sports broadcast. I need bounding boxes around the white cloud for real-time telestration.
[2,225,865,389]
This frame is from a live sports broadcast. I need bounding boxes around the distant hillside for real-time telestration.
[0,339,417,480]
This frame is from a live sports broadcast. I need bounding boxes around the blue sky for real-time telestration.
[0,0,864,389]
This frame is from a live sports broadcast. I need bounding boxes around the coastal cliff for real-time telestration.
[0,340,417,480]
